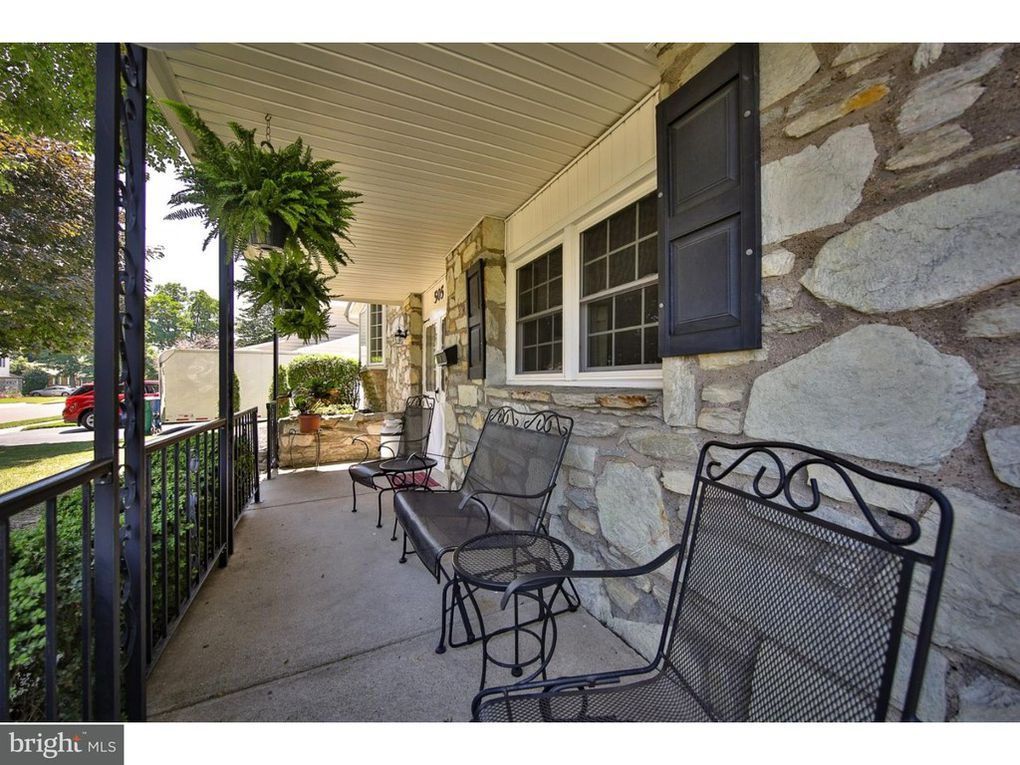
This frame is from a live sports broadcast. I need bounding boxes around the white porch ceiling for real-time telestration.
[147,43,660,304]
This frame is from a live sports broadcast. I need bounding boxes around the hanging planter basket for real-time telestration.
[248,214,289,251]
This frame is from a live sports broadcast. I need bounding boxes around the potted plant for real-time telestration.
[163,102,361,340]
[292,388,321,434]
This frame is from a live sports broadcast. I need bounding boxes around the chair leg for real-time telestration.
[376,488,386,529]
[350,477,357,513]
[399,532,409,564]
[391,513,399,542]
[436,578,452,654]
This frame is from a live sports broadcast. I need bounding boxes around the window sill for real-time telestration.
[505,368,662,390]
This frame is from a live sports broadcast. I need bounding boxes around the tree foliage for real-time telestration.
[146,282,220,351]
[0,44,182,171]
[237,249,332,343]
[0,131,94,357]
[236,300,276,347]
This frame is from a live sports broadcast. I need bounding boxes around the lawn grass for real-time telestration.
[0,396,67,405]
[0,442,95,495]
[0,416,66,430]
[23,420,70,431]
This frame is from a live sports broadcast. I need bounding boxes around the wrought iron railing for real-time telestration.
[0,408,261,721]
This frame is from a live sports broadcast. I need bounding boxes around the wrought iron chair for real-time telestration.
[394,406,576,652]
[473,440,954,722]
[349,394,435,529]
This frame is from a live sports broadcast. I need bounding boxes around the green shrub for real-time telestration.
[266,365,290,417]
[18,365,50,395]
[287,354,359,408]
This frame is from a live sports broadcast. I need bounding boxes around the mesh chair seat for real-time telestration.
[349,460,387,487]
[475,667,713,722]
[394,491,493,580]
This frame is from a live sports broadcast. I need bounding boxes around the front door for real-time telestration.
[422,316,446,475]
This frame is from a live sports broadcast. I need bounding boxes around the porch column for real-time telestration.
[218,237,235,564]
[91,43,122,721]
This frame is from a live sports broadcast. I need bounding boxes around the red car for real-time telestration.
[63,381,160,430]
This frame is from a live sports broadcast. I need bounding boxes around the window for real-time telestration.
[581,194,660,369]
[516,246,563,373]
[368,304,384,365]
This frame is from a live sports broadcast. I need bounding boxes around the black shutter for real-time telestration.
[466,260,485,379]
[657,43,761,357]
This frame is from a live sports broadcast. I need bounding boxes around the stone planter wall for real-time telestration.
[278,412,386,468]
[394,44,1020,720]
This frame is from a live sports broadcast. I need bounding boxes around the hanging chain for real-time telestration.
[264,113,272,146]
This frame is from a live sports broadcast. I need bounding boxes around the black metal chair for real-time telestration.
[349,394,434,529]
[394,406,576,652]
[473,440,954,722]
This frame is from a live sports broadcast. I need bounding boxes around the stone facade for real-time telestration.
[385,293,423,411]
[0,376,21,397]
[401,44,1020,719]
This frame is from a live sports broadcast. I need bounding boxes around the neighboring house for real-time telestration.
[0,355,21,397]
[154,43,1020,720]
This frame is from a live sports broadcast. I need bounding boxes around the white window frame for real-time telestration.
[506,170,660,388]
[366,304,387,368]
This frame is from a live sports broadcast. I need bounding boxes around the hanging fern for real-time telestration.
[163,100,361,273]
[237,249,332,343]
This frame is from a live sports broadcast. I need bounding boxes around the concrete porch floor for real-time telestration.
[147,464,644,721]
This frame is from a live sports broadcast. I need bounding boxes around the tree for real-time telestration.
[146,285,192,350]
[0,44,182,171]
[187,290,218,341]
[0,131,94,357]
[236,301,276,347]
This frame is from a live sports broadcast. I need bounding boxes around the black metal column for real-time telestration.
[119,43,149,722]
[218,237,235,564]
[91,43,122,721]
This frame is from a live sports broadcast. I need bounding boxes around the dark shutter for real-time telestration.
[657,43,761,357]
[466,260,485,379]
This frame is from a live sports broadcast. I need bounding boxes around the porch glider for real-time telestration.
[394,406,573,582]
[473,440,953,722]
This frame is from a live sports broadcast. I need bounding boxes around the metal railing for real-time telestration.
[0,407,261,721]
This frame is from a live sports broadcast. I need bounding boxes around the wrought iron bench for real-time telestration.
[393,406,575,652]
[349,394,434,529]
[473,440,954,722]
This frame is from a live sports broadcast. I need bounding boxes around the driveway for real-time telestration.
[0,400,65,425]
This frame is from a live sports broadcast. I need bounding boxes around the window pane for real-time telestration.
[638,194,657,237]
[588,333,612,368]
[608,246,635,289]
[638,237,657,278]
[538,314,553,343]
[609,204,636,250]
[643,327,660,364]
[644,284,659,324]
[523,319,537,346]
[614,329,642,366]
[588,297,613,333]
[552,342,562,369]
[534,284,548,313]
[518,263,532,293]
[583,259,606,296]
[537,344,552,370]
[548,248,563,277]
[522,347,537,372]
[552,312,562,340]
[532,255,547,285]
[518,289,532,318]
[582,221,607,262]
[548,277,562,308]
[616,289,642,328]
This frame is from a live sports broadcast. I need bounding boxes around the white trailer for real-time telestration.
[158,347,298,423]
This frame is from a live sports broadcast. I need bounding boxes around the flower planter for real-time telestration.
[298,413,321,433]
[249,214,288,250]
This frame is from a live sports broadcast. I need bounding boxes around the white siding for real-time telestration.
[505,91,658,259]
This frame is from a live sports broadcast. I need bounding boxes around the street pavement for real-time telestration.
[0,400,65,425]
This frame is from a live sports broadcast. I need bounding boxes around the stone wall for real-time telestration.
[0,376,21,397]
[437,44,1020,721]
[278,412,385,468]
[385,293,423,411]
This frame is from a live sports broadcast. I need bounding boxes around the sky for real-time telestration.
[145,165,223,296]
